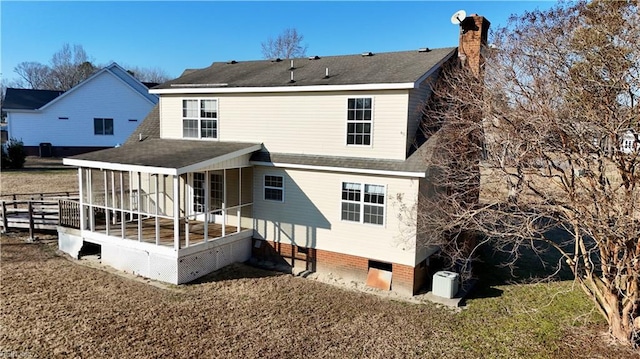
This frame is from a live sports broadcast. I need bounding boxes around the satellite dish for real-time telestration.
[450,10,467,25]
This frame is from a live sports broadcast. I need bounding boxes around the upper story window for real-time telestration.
[346,98,372,146]
[94,118,114,135]
[183,99,218,139]
[341,182,385,225]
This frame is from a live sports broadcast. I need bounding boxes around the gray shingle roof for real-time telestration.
[125,104,160,144]
[250,133,438,175]
[68,139,261,171]
[156,47,456,89]
[2,88,64,110]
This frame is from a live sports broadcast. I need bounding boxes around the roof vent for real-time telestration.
[289,60,295,70]
[361,52,374,57]
[227,60,238,64]
[290,71,295,83]
[308,55,320,60]
[418,47,431,53]
[324,68,330,79]
[271,58,282,62]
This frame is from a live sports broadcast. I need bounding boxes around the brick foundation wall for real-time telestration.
[252,239,427,295]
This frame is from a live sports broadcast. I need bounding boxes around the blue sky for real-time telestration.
[1,1,557,82]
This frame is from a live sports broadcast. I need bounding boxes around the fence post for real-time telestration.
[12,194,17,209]
[1,201,7,233]
[28,202,35,241]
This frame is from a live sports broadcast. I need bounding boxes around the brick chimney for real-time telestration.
[458,14,490,77]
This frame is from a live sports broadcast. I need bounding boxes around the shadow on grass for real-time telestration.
[468,227,576,299]
[187,263,285,285]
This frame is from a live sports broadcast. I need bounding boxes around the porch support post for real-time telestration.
[137,172,142,242]
[173,175,180,250]
[155,174,160,245]
[204,171,209,242]
[111,171,116,225]
[237,168,242,232]
[120,172,125,239]
[78,168,85,231]
[104,170,109,236]
[88,169,94,231]
[161,175,166,216]
[184,174,189,248]
[222,169,227,237]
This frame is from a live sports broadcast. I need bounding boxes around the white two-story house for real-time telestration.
[59,15,489,295]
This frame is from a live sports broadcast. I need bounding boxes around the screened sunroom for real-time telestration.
[58,139,262,283]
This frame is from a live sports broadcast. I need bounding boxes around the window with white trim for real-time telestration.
[183,99,218,139]
[346,98,372,145]
[264,175,284,202]
[341,182,385,225]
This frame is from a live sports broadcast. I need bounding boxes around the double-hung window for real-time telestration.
[264,175,284,202]
[183,99,218,139]
[341,182,385,225]
[94,118,114,135]
[346,98,372,145]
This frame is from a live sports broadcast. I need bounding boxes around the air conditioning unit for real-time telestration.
[432,271,459,299]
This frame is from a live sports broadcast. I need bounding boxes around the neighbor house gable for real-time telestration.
[40,62,157,111]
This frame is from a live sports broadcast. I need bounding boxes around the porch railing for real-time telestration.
[59,199,81,229]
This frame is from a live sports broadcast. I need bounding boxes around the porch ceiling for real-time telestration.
[63,139,262,175]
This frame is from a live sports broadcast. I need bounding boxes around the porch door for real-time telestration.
[209,172,224,223]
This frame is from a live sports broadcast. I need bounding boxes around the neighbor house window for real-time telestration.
[341,182,385,225]
[183,99,218,139]
[94,118,114,135]
[346,98,372,145]
[264,175,284,202]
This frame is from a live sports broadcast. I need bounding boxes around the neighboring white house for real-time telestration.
[3,63,158,157]
[59,16,490,296]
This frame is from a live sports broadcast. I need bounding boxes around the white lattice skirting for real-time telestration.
[57,227,253,284]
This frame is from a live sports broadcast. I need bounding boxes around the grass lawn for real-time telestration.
[1,160,637,358]
[1,235,636,358]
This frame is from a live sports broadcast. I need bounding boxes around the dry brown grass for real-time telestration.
[1,157,77,196]
[1,160,637,358]
[2,235,638,359]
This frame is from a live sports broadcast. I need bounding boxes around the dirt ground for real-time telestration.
[1,234,637,359]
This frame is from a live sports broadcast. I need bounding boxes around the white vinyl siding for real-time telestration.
[6,70,155,147]
[159,90,409,160]
[407,74,436,153]
[253,166,420,266]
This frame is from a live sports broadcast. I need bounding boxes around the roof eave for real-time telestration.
[2,108,41,113]
[150,82,418,95]
[63,158,179,176]
[63,143,263,175]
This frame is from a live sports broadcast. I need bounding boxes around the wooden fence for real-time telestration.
[0,192,80,239]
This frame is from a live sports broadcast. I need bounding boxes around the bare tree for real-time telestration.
[13,62,52,89]
[261,28,307,59]
[414,0,639,346]
[125,65,171,84]
[12,44,96,91]
[49,44,96,90]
